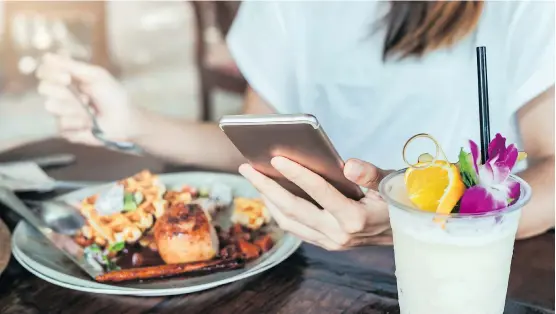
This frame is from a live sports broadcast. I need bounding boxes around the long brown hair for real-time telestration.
[382,1,484,60]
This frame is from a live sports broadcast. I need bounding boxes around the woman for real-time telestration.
[36,1,554,249]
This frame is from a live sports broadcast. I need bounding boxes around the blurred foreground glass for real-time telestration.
[379,170,531,314]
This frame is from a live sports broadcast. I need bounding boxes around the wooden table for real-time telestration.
[0,139,553,314]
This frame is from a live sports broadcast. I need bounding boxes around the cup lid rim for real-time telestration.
[378,169,532,219]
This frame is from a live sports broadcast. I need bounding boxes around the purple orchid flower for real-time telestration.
[459,134,521,214]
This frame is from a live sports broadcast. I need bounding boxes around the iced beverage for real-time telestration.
[380,172,530,314]
[379,133,531,314]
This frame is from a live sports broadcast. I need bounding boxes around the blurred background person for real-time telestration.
[0,2,244,151]
[36,1,554,248]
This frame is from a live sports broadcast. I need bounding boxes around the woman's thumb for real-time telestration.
[343,158,389,190]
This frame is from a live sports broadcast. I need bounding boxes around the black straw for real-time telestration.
[476,46,491,164]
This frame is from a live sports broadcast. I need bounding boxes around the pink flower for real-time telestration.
[459,134,521,214]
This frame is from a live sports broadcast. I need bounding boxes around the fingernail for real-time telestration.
[238,163,251,176]
[344,160,363,180]
[270,156,288,170]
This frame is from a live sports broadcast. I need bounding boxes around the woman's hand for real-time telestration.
[239,157,393,250]
[36,54,146,145]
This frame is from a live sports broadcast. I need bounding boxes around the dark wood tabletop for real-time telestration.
[0,139,553,314]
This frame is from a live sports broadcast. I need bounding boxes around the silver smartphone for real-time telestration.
[219,114,365,204]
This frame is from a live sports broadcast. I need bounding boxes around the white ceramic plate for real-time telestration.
[11,172,302,296]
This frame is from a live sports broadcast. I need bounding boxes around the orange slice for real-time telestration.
[404,160,466,214]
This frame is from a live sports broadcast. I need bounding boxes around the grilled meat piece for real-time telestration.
[154,203,219,264]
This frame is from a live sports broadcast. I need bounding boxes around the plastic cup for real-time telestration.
[379,170,531,314]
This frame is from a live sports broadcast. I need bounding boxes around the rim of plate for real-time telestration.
[12,222,301,294]
[12,234,301,296]
[12,171,302,295]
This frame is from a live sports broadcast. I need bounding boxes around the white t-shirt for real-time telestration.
[227,1,554,170]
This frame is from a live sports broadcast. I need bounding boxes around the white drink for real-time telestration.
[380,172,529,314]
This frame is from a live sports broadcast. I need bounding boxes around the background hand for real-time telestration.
[239,157,393,250]
[36,54,145,145]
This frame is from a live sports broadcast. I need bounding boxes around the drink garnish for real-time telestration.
[404,160,466,214]
[458,134,524,214]
[458,149,478,188]
[403,134,466,214]
[402,133,526,214]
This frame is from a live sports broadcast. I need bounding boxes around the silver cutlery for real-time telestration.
[66,84,143,155]
[24,199,85,235]
[0,187,102,278]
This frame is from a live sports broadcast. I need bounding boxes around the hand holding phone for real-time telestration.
[219,114,364,203]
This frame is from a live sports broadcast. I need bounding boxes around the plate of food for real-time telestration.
[11,171,302,296]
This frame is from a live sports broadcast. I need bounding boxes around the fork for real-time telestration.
[66,84,143,155]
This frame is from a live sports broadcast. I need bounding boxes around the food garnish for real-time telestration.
[108,241,125,253]
[209,183,233,206]
[95,184,125,216]
[84,244,120,271]
[122,192,138,212]
[403,133,526,215]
